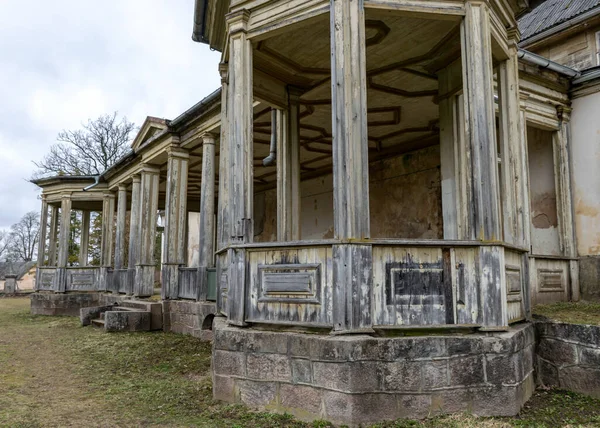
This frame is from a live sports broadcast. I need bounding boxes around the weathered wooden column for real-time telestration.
[216,63,230,314]
[330,0,372,332]
[35,195,49,291]
[37,195,49,266]
[113,185,128,271]
[462,1,507,329]
[555,107,579,301]
[47,205,59,266]
[79,210,90,266]
[198,133,216,301]
[277,88,301,241]
[54,195,71,292]
[134,165,160,297]
[162,147,189,300]
[127,175,141,295]
[99,192,115,291]
[225,10,253,325]
[438,62,464,240]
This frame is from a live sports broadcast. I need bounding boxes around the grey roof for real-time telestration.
[0,261,36,280]
[519,0,600,41]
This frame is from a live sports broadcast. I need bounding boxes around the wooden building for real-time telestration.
[31,0,600,423]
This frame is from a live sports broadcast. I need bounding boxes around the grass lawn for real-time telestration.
[1,297,600,427]
[533,301,600,326]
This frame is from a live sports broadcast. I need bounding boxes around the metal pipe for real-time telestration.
[263,109,277,166]
[517,49,580,78]
[83,175,101,191]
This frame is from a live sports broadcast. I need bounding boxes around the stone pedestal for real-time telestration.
[3,274,17,294]
[212,319,535,425]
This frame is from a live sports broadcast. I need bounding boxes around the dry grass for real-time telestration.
[533,301,600,326]
[1,297,600,427]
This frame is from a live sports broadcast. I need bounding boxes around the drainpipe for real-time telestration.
[517,49,581,78]
[83,175,101,191]
[263,109,277,166]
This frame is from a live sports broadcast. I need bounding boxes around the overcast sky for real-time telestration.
[0,1,221,230]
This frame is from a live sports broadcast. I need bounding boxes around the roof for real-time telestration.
[0,261,36,280]
[519,0,600,41]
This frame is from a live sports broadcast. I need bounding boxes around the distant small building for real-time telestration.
[0,261,37,291]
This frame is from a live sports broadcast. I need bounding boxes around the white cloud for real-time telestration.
[0,0,221,230]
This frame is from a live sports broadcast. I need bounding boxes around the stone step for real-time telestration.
[104,310,151,332]
[120,300,163,330]
[112,306,145,312]
[91,318,105,328]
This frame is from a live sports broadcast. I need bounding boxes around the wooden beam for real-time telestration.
[331,0,372,332]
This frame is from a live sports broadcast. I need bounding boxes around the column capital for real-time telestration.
[166,146,189,160]
[132,174,141,184]
[140,163,161,175]
[103,191,116,200]
[226,9,250,34]
[219,63,228,82]
[557,106,572,123]
[201,132,218,144]
[118,183,128,192]
[288,86,304,103]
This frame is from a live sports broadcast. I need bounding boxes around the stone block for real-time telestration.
[213,375,236,402]
[397,394,432,419]
[446,337,483,356]
[537,338,577,366]
[381,360,421,391]
[486,353,518,385]
[579,347,600,366]
[213,350,245,377]
[559,366,600,398]
[422,360,448,389]
[449,355,484,386]
[104,310,151,332]
[214,327,247,352]
[246,353,291,382]
[472,385,521,417]
[245,331,289,354]
[313,361,381,393]
[536,357,559,387]
[279,384,323,415]
[238,380,278,408]
[80,305,112,326]
[291,358,312,384]
[323,391,398,425]
[430,388,473,415]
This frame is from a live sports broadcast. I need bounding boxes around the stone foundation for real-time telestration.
[30,292,102,316]
[536,321,600,397]
[162,300,216,340]
[212,319,535,425]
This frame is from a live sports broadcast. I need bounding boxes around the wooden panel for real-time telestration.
[452,247,480,325]
[115,269,129,294]
[505,250,525,323]
[246,247,332,327]
[531,258,569,306]
[178,268,199,300]
[373,246,456,326]
[38,268,56,291]
[66,268,99,291]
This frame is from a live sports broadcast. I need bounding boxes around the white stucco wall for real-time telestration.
[571,91,600,256]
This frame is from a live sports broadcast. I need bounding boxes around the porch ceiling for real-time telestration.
[251,12,462,190]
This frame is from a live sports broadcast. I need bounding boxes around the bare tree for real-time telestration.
[33,112,136,177]
[8,212,40,262]
[0,230,10,260]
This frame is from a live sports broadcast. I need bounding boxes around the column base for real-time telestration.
[161,263,181,300]
[134,264,155,297]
